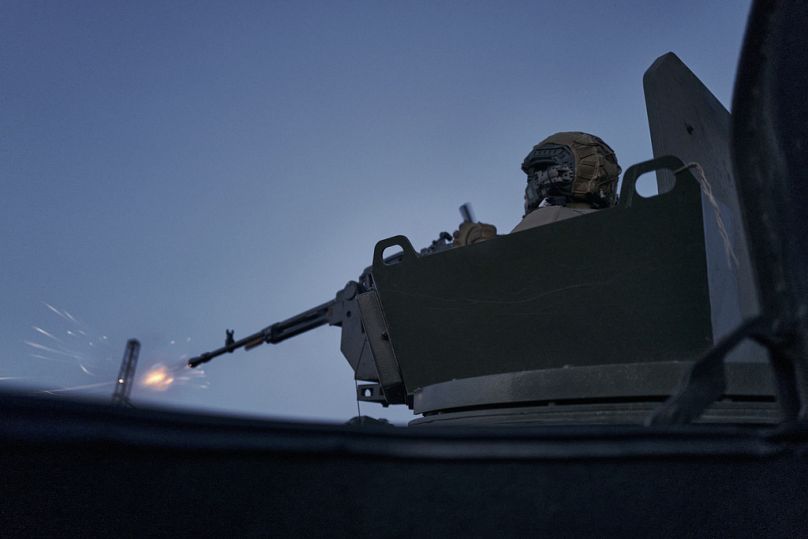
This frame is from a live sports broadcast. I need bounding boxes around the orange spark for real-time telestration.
[141,364,175,391]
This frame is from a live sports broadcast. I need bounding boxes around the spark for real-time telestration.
[43,302,74,323]
[29,353,72,364]
[43,302,65,317]
[79,363,96,376]
[41,381,114,394]
[141,364,175,391]
[33,326,62,342]
[24,340,86,360]
[139,361,207,392]
[32,304,116,380]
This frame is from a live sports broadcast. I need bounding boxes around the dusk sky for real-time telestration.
[1,1,752,423]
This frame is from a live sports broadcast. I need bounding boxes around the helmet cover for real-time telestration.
[521,132,621,214]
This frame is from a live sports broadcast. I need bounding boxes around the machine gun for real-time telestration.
[187,204,477,405]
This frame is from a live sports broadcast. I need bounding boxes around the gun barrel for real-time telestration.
[187,300,335,368]
[187,331,266,368]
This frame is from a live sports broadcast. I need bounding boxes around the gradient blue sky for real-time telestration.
[1,1,752,423]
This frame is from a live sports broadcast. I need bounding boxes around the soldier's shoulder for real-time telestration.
[510,206,598,234]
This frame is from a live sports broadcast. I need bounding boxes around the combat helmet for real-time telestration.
[521,131,621,213]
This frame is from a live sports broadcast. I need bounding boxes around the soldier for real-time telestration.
[453,132,621,246]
